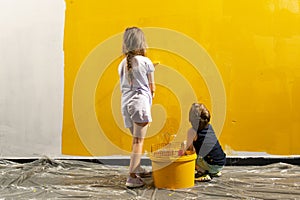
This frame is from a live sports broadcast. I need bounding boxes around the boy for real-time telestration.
[186,103,226,182]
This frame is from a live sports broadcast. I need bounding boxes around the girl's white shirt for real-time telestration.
[118,55,155,101]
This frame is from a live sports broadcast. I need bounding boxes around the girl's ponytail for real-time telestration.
[126,51,134,86]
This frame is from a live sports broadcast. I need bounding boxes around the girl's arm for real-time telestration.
[147,72,155,98]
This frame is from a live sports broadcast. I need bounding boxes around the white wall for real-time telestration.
[0,0,65,157]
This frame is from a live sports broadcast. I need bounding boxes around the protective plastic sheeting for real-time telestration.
[0,158,299,199]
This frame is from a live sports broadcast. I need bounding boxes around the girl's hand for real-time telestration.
[151,90,155,99]
[153,61,160,67]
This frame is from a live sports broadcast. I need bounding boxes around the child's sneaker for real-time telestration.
[136,166,152,178]
[210,171,222,177]
[125,176,145,188]
[195,170,208,178]
[195,173,212,182]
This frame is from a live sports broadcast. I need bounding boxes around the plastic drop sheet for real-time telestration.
[0,158,299,199]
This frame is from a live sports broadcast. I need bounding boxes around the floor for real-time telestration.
[0,158,299,199]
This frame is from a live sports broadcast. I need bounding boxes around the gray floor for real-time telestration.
[0,158,299,199]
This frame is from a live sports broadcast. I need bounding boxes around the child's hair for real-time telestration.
[122,27,147,72]
[189,103,211,131]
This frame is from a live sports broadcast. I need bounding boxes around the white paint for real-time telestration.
[0,0,65,157]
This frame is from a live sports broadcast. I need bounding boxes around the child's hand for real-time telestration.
[153,61,160,67]
[184,150,195,155]
[151,91,155,99]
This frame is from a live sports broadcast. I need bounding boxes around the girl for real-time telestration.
[118,27,155,188]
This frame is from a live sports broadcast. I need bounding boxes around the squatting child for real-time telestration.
[186,103,226,182]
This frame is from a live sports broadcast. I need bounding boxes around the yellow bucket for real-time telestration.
[150,153,197,189]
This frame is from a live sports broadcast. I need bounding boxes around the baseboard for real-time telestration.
[2,156,300,166]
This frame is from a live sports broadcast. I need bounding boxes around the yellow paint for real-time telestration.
[63,0,300,156]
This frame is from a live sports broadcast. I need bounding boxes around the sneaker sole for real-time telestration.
[194,175,212,182]
[125,183,145,188]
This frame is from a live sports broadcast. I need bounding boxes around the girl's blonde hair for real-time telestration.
[122,27,147,55]
[189,103,211,131]
[122,27,147,68]
[122,27,147,86]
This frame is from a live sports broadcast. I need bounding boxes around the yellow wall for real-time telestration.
[62,0,300,156]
